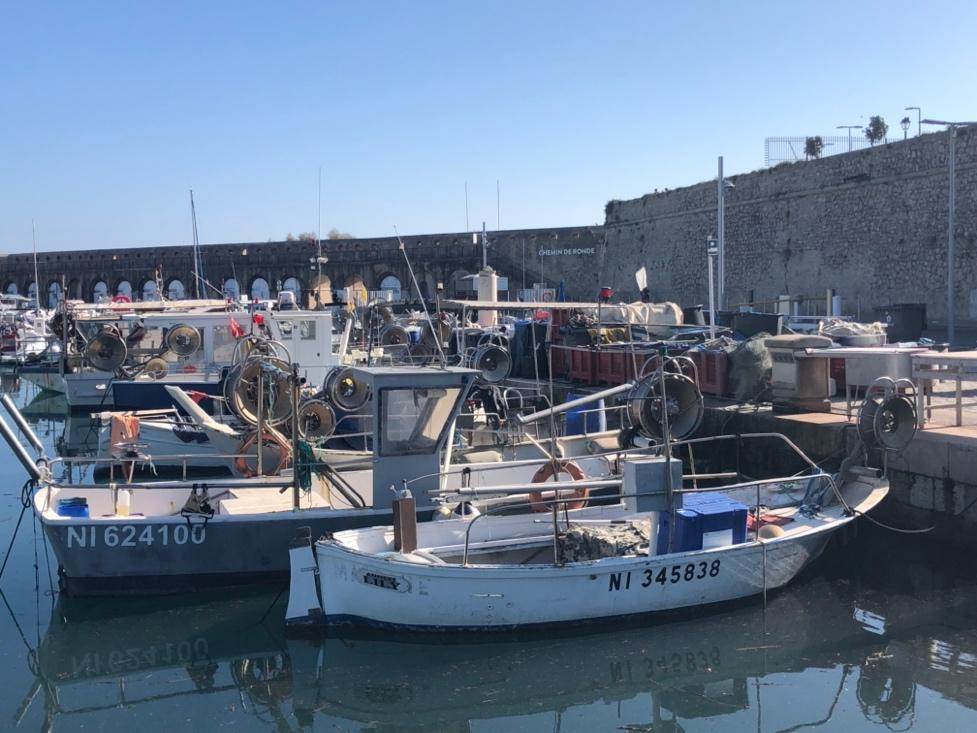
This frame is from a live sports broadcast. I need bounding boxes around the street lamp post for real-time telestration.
[905,107,921,137]
[900,117,911,140]
[836,125,861,152]
[716,156,734,309]
[922,119,977,345]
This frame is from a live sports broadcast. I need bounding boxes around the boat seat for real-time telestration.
[586,436,620,453]
[456,449,503,464]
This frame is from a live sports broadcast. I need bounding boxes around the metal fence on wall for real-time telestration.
[764,135,887,166]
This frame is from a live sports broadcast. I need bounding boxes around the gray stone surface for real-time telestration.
[604,128,977,326]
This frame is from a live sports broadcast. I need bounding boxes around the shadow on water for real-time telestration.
[3,375,977,731]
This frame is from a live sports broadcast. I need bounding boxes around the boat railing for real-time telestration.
[47,451,292,484]
[409,431,825,490]
[455,469,842,566]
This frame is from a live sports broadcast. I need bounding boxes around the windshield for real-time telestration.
[379,387,460,456]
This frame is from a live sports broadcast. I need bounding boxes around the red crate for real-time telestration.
[687,350,730,397]
[596,348,635,385]
[549,344,568,379]
[565,346,597,385]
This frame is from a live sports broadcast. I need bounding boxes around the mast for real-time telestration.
[190,190,201,300]
[31,219,41,312]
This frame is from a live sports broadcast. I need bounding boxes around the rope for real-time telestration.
[852,509,934,534]
[0,480,34,582]
[295,440,315,493]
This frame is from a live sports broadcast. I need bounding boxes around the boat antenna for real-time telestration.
[190,189,202,300]
[395,226,446,368]
[31,219,41,312]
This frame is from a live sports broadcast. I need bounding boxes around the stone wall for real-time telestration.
[0,226,606,306]
[603,127,977,326]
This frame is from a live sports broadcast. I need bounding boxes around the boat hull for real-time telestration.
[65,371,116,408]
[18,364,66,393]
[41,506,431,596]
[112,376,224,411]
[304,527,837,631]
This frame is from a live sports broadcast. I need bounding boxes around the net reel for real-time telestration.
[627,368,704,441]
[379,323,410,347]
[142,357,170,380]
[468,344,512,385]
[85,330,127,372]
[325,367,371,411]
[230,356,293,427]
[165,325,202,356]
[858,377,918,452]
[297,399,336,440]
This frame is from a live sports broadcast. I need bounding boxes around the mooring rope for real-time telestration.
[0,479,35,582]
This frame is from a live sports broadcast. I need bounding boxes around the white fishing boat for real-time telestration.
[285,432,890,631]
[2,365,623,595]
[59,296,344,409]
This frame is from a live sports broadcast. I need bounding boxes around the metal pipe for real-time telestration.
[291,363,300,510]
[516,381,635,425]
[948,125,956,345]
[717,156,725,308]
[429,478,623,496]
[0,393,43,453]
[0,415,41,481]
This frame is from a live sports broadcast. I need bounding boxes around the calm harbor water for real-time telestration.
[1,373,977,732]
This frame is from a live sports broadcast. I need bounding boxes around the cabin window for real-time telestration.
[299,319,316,340]
[379,387,460,456]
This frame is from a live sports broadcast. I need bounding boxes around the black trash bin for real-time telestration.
[681,304,705,326]
[732,311,783,338]
[873,304,927,342]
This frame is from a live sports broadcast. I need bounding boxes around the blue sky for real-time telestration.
[1,1,974,252]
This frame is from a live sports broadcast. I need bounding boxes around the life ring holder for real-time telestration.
[528,459,589,513]
[234,429,291,478]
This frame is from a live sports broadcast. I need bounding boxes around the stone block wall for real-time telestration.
[603,127,977,325]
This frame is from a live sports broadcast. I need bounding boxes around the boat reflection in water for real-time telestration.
[22,560,977,732]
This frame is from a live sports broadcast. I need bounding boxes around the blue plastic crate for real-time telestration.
[56,497,90,518]
[656,493,747,554]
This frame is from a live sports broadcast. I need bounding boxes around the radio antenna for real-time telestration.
[395,226,446,367]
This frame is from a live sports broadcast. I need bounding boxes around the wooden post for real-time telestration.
[392,491,417,553]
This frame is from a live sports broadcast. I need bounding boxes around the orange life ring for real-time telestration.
[528,460,589,513]
[112,294,132,303]
[234,430,292,477]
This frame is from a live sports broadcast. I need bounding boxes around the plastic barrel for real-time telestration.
[564,392,607,436]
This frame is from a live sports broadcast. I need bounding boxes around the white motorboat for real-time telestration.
[285,433,889,632]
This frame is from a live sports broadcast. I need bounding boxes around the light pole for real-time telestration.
[922,119,977,345]
[836,125,861,152]
[900,117,911,140]
[905,106,921,137]
[716,156,734,309]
